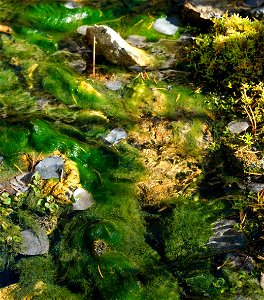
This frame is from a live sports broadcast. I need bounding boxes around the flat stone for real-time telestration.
[153,17,180,35]
[35,156,64,179]
[19,229,49,255]
[105,80,123,91]
[104,128,127,145]
[228,120,249,134]
[72,187,94,211]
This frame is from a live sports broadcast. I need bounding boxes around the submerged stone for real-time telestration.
[19,229,49,255]
[105,80,123,91]
[208,219,245,251]
[104,128,128,145]
[153,17,179,35]
[228,120,249,134]
[35,156,64,179]
[72,187,94,210]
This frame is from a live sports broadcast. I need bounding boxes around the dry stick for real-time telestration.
[93,36,96,76]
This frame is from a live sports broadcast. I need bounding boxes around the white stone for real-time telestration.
[153,18,179,36]
[72,187,94,210]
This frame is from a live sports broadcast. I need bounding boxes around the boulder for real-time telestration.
[81,25,155,67]
[19,229,49,255]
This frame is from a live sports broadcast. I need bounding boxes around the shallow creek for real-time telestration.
[0,1,263,299]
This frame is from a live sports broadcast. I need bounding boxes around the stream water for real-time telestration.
[0,1,263,299]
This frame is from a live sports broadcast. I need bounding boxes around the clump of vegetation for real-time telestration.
[189,13,264,95]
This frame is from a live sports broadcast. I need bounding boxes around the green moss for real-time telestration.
[0,124,30,158]
[188,14,264,94]
[0,69,19,92]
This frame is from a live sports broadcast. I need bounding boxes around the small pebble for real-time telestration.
[153,17,179,36]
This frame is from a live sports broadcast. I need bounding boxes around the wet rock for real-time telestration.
[247,182,264,193]
[104,128,127,145]
[72,187,94,210]
[182,1,250,24]
[35,156,64,180]
[126,35,147,48]
[19,229,49,255]
[208,219,245,251]
[153,17,180,35]
[105,80,123,91]
[0,156,3,164]
[83,25,155,67]
[228,120,249,134]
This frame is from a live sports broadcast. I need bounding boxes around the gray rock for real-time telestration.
[0,155,3,164]
[153,17,179,35]
[208,219,245,251]
[35,156,64,180]
[72,187,94,211]
[104,128,128,145]
[105,80,123,91]
[19,229,49,255]
[247,182,264,193]
[84,25,155,67]
[228,120,249,134]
